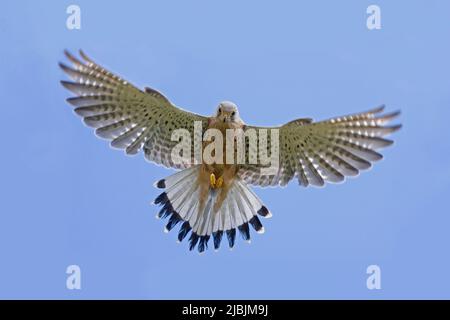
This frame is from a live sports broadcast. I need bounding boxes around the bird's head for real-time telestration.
[215,101,241,124]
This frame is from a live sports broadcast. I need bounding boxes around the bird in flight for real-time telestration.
[60,50,401,253]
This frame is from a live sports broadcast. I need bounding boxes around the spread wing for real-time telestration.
[239,106,401,187]
[60,50,208,169]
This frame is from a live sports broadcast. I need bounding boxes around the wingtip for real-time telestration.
[60,80,71,90]
[58,62,67,70]
[79,49,88,60]
[391,123,403,132]
[371,104,386,114]
[391,109,401,117]
[65,97,78,107]
[63,49,76,61]
[79,49,94,64]
[63,49,88,67]
[379,109,402,123]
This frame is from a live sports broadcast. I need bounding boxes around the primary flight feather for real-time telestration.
[60,50,401,253]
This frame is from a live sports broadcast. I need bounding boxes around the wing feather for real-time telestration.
[239,106,401,187]
[60,50,208,169]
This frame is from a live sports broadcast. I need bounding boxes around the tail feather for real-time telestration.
[177,221,191,242]
[212,230,224,250]
[153,166,271,253]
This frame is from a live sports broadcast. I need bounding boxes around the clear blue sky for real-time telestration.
[1,0,449,299]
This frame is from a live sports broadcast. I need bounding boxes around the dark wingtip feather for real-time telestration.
[79,49,87,59]
[391,124,402,132]
[60,80,71,90]
[383,110,401,120]
[370,150,384,161]
[58,62,70,72]
[63,49,72,59]
[382,138,394,147]
[64,50,89,69]
[369,104,385,114]
[79,49,93,63]
[66,97,84,106]
[60,80,84,95]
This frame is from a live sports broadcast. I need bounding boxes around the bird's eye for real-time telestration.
[231,111,236,116]
[218,108,222,114]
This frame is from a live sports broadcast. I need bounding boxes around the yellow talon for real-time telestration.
[209,173,223,189]
[210,173,216,188]
[216,176,223,188]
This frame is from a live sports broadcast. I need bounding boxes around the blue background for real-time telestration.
[1,0,449,299]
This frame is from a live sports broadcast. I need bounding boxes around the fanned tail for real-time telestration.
[153,166,271,253]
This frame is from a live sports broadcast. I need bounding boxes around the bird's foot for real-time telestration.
[216,176,223,188]
[209,173,223,189]
[210,173,216,188]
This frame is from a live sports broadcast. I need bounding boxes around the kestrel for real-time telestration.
[60,50,401,253]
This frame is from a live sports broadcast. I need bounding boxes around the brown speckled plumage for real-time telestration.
[60,50,401,253]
